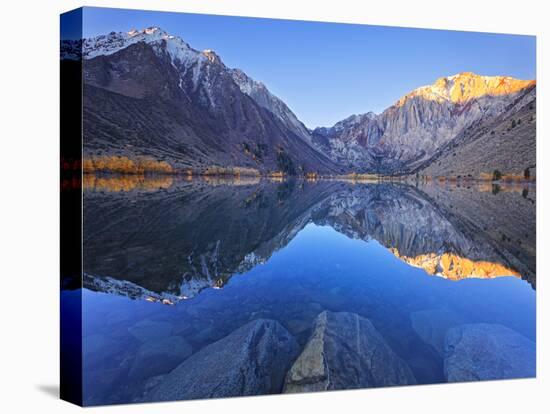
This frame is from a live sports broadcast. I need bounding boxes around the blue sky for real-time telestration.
[67,7,536,128]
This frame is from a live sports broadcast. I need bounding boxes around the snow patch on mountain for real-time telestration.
[84,273,183,304]
[83,27,186,59]
[229,68,312,141]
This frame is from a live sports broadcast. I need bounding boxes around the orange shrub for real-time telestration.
[82,156,173,174]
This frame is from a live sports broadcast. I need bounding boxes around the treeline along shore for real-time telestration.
[75,155,536,185]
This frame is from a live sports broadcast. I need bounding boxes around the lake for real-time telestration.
[68,177,536,405]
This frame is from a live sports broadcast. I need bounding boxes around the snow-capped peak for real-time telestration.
[128,27,162,37]
[143,26,162,35]
[61,27,314,144]
[76,26,196,63]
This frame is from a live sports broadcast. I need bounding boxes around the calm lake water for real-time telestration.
[67,177,536,405]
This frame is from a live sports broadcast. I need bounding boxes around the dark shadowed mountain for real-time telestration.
[65,28,338,175]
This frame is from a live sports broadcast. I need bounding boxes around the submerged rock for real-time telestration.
[286,318,312,335]
[444,323,536,382]
[284,311,416,393]
[128,336,193,381]
[149,319,299,401]
[83,334,122,359]
[128,319,173,343]
[411,308,464,356]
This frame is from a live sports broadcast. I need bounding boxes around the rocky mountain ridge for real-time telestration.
[63,28,535,176]
[312,72,535,173]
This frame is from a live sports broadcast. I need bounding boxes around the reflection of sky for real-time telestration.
[278,224,535,337]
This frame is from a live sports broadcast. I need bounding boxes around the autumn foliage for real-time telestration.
[82,156,173,174]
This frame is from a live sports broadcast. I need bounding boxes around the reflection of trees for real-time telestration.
[201,175,261,186]
[83,174,174,192]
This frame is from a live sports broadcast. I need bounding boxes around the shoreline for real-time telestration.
[68,156,536,185]
[81,170,536,184]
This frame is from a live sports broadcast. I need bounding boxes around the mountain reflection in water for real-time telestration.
[76,177,536,405]
[83,177,535,298]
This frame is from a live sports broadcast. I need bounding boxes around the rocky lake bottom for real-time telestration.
[65,178,536,405]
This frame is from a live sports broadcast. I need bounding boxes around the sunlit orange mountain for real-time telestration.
[396,72,535,106]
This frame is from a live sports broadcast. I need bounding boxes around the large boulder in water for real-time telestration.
[284,311,416,393]
[149,319,299,401]
[444,323,536,382]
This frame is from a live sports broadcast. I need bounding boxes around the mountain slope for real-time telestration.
[229,68,313,143]
[414,85,536,179]
[313,73,535,174]
[65,27,338,175]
